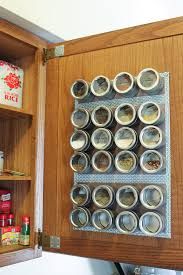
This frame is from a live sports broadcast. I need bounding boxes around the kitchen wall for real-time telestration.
[0,0,183,274]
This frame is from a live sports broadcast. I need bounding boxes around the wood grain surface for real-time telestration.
[44,29,183,269]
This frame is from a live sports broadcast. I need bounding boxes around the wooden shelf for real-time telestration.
[0,173,31,181]
[0,244,30,254]
[0,104,33,119]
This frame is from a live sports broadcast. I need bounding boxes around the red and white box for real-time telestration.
[0,60,24,108]
[0,190,11,214]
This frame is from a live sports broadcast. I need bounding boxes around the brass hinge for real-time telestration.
[42,234,61,249]
[43,45,64,64]
[38,228,42,248]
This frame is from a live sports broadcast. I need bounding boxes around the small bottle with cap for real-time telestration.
[20,216,30,246]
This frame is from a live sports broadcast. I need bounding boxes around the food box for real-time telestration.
[0,60,24,108]
[0,190,11,214]
[0,226,21,245]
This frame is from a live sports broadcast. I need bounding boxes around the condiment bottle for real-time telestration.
[0,151,4,175]
[20,216,30,246]
[0,214,8,227]
[7,213,14,226]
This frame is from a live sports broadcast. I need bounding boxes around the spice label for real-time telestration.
[20,234,30,246]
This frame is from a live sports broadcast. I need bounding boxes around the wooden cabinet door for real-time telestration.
[44,17,183,270]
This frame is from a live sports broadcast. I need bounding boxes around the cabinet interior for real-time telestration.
[0,31,38,253]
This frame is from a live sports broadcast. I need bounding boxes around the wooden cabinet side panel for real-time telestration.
[44,35,183,269]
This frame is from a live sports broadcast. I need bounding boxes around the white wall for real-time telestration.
[0,0,183,40]
[0,0,183,274]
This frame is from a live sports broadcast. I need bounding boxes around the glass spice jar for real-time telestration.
[7,213,14,226]
[0,214,8,227]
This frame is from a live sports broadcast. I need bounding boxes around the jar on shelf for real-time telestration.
[92,209,114,230]
[115,103,137,126]
[115,151,138,173]
[7,213,14,226]
[115,211,138,234]
[116,185,138,209]
[0,151,4,175]
[91,128,113,150]
[139,125,163,149]
[113,72,137,97]
[92,185,115,208]
[137,68,164,94]
[71,108,91,129]
[140,185,164,210]
[70,152,90,173]
[70,184,91,207]
[91,105,113,128]
[0,214,8,227]
[139,212,164,236]
[70,130,90,151]
[92,151,113,173]
[70,79,91,100]
[138,102,164,125]
[70,207,91,228]
[114,127,138,150]
[140,150,164,174]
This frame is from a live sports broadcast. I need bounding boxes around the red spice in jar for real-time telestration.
[7,213,14,226]
[0,214,8,227]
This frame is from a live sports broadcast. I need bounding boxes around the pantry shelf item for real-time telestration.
[0,152,4,176]
[71,108,91,129]
[19,216,30,246]
[70,130,90,151]
[115,151,138,173]
[138,102,163,125]
[91,105,113,127]
[92,151,113,173]
[116,186,138,209]
[92,185,114,208]
[115,103,136,126]
[90,75,113,98]
[70,79,90,100]
[139,126,163,149]
[91,128,113,150]
[114,127,137,150]
[91,209,114,230]
[70,207,91,228]
[140,185,164,210]
[139,212,164,236]
[140,150,164,173]
[137,68,163,94]
[70,184,91,206]
[70,152,90,173]
[115,211,138,234]
[113,72,137,97]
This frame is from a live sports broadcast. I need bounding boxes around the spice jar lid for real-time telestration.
[90,75,111,97]
[7,213,14,219]
[22,216,30,222]
[113,72,135,94]
[0,214,7,219]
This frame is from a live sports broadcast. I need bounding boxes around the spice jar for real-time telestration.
[92,185,114,208]
[70,152,90,173]
[70,79,90,100]
[139,126,163,149]
[113,72,137,97]
[92,151,113,173]
[115,151,138,173]
[70,130,90,151]
[0,214,8,227]
[20,216,30,246]
[116,186,138,209]
[70,207,91,228]
[91,105,113,128]
[140,150,164,174]
[115,103,137,126]
[90,75,114,98]
[137,68,164,94]
[92,209,114,230]
[138,102,163,125]
[71,108,91,129]
[70,184,91,206]
[115,211,138,234]
[7,213,14,226]
[114,127,138,150]
[139,212,164,236]
[140,185,164,210]
[91,128,113,150]
[0,151,4,175]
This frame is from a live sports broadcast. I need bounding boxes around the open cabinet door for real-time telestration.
[44,17,183,270]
